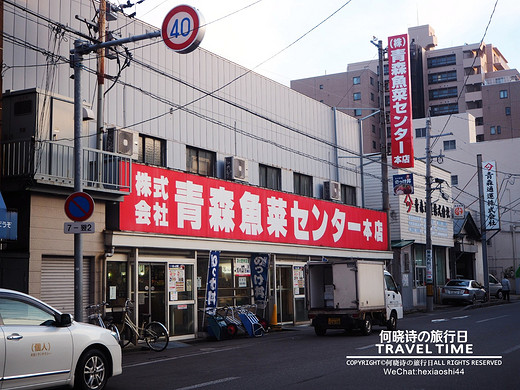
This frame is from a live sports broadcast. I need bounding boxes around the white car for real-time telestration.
[0,288,122,390]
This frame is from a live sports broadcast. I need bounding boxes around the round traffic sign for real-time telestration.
[65,192,94,222]
[162,5,205,54]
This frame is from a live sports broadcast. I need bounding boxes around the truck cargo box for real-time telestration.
[307,259,386,311]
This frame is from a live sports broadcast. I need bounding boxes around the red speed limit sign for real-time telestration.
[161,5,205,53]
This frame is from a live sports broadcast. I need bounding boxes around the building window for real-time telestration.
[490,126,496,135]
[497,125,501,134]
[384,95,390,106]
[294,173,313,197]
[353,76,361,85]
[383,64,389,75]
[353,92,361,101]
[138,135,165,166]
[372,140,377,150]
[505,107,511,116]
[354,109,362,116]
[475,117,484,126]
[451,175,458,186]
[186,146,216,177]
[415,127,426,138]
[372,124,376,133]
[443,139,456,151]
[476,134,484,142]
[427,54,456,68]
[431,103,458,116]
[429,87,458,100]
[259,164,281,191]
[370,77,374,86]
[428,70,457,84]
[499,90,508,99]
[341,184,356,206]
[319,84,324,89]
[370,92,375,101]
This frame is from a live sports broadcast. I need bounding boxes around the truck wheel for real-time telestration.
[386,312,397,331]
[314,326,326,336]
[361,316,372,336]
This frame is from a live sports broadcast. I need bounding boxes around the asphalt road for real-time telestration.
[106,299,520,390]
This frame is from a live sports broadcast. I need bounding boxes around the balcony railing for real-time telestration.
[1,139,132,195]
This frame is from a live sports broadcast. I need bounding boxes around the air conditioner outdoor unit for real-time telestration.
[225,156,248,181]
[324,181,341,201]
[105,127,138,160]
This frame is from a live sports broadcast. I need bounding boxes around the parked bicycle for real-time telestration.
[86,301,121,342]
[117,298,169,352]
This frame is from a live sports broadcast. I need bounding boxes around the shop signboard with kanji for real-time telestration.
[119,163,389,251]
[388,33,414,168]
[482,160,500,230]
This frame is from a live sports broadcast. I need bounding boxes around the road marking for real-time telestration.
[502,344,520,355]
[123,345,246,368]
[431,319,448,323]
[175,377,240,390]
[476,314,509,323]
[451,315,469,320]
[356,344,375,350]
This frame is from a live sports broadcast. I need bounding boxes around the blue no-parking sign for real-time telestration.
[64,192,94,222]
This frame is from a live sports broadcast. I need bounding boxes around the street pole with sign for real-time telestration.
[69,5,204,321]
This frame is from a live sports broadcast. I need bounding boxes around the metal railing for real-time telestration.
[1,139,132,194]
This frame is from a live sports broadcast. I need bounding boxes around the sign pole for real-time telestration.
[73,39,85,322]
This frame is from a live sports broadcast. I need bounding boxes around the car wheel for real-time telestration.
[386,311,397,331]
[75,348,108,390]
[361,316,372,336]
[314,326,326,336]
[496,290,503,300]
[471,295,477,305]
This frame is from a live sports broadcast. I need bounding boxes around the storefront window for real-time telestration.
[197,256,253,309]
[106,261,127,307]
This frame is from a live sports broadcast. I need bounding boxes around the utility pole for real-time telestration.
[97,0,106,152]
[425,116,434,312]
[422,113,452,312]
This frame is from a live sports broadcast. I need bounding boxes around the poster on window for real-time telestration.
[234,258,251,276]
[169,264,185,293]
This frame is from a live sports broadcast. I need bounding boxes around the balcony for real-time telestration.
[465,91,482,102]
[463,56,481,69]
[1,139,132,196]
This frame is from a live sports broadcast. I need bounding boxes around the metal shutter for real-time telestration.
[41,257,91,320]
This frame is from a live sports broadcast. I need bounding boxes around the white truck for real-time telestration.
[306,259,403,336]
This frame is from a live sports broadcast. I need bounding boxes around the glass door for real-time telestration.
[138,263,166,326]
[276,266,294,324]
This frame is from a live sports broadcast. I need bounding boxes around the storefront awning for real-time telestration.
[391,239,415,249]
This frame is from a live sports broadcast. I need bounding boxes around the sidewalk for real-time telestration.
[404,293,519,315]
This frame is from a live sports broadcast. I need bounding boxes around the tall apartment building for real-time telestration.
[291,24,520,153]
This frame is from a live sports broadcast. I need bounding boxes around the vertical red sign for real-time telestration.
[388,34,414,168]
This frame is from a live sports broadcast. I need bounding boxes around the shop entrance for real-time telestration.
[276,266,293,324]
[138,263,166,326]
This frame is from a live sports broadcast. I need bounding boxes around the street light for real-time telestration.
[334,107,379,208]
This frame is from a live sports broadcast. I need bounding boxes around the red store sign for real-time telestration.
[119,163,389,251]
[388,33,414,168]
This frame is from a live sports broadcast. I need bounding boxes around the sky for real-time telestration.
[124,0,520,86]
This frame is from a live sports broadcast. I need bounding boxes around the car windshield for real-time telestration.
[446,280,469,287]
